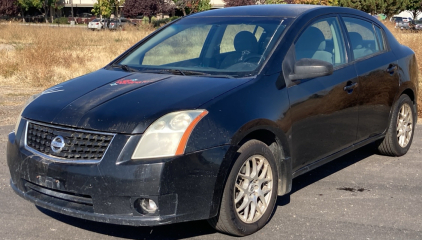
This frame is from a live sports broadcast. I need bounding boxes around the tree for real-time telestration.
[122,0,171,23]
[384,0,407,18]
[339,0,407,18]
[16,0,59,22]
[293,0,338,5]
[92,0,125,18]
[174,0,210,16]
[406,0,422,20]
[0,0,19,15]
[188,0,211,13]
[223,0,255,7]
[264,0,287,4]
[174,0,188,16]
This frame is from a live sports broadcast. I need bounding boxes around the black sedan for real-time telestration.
[7,4,418,236]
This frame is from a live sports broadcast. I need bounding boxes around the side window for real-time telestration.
[295,17,346,67]
[374,26,385,51]
[220,25,264,53]
[343,17,380,60]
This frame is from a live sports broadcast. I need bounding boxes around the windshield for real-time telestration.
[118,17,291,78]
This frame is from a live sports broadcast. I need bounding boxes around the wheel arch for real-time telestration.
[400,87,418,122]
[208,119,292,218]
[235,126,293,197]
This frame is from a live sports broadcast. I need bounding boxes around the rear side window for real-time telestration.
[374,26,385,51]
[295,17,346,67]
[343,17,380,60]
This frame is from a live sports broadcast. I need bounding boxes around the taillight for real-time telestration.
[96,22,99,25]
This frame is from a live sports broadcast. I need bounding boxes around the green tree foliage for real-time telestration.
[384,0,407,18]
[264,0,287,4]
[16,0,31,11]
[173,0,210,15]
[339,0,407,17]
[16,0,61,22]
[223,0,255,7]
[292,0,338,5]
[406,0,422,19]
[196,0,211,12]
[92,0,125,18]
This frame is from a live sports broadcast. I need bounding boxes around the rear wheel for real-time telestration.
[208,140,278,236]
[378,94,415,156]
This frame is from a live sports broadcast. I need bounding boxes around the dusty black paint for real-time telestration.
[7,4,418,228]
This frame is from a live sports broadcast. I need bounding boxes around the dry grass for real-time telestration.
[0,21,421,125]
[0,24,153,88]
[384,22,422,118]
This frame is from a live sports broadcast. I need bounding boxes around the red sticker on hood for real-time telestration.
[110,79,153,86]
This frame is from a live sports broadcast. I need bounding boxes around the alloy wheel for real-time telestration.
[234,155,273,223]
[397,103,413,148]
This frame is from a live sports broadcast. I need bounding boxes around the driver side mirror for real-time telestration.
[289,58,333,81]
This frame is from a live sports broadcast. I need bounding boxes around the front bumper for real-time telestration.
[7,119,230,226]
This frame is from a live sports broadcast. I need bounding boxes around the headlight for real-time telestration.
[14,93,41,133]
[132,110,208,159]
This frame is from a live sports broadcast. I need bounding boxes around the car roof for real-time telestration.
[190,4,325,18]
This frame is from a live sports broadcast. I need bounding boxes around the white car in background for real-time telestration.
[88,19,106,31]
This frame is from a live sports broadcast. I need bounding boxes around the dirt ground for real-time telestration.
[0,86,42,125]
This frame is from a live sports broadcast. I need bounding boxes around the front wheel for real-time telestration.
[208,140,278,236]
[378,94,416,156]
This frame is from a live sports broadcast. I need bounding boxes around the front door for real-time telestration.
[287,16,359,171]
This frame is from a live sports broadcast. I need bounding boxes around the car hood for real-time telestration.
[22,69,251,134]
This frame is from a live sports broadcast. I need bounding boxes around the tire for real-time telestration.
[208,140,278,236]
[378,94,416,156]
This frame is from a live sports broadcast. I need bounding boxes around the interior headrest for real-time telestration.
[234,31,258,53]
[349,32,363,49]
[295,27,326,52]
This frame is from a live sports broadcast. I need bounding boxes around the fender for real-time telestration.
[208,118,293,218]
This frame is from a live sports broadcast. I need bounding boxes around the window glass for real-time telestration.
[143,26,212,65]
[343,17,380,60]
[220,25,264,53]
[374,26,385,51]
[118,17,291,78]
[295,17,346,66]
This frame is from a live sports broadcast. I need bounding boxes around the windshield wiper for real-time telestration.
[139,69,234,78]
[112,64,139,72]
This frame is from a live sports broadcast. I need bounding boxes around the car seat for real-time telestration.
[220,31,259,68]
[295,26,333,64]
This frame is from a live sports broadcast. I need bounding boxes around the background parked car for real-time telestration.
[88,18,108,31]
[411,20,422,31]
[394,16,413,30]
[108,18,136,30]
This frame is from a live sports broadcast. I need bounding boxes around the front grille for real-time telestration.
[26,122,113,160]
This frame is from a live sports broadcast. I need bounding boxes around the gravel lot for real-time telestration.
[0,124,421,240]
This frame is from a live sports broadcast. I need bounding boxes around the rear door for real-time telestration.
[341,16,399,142]
[287,16,359,170]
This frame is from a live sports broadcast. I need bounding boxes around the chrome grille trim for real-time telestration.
[24,120,116,164]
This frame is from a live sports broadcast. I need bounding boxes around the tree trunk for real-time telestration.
[182,8,186,16]
[148,16,152,23]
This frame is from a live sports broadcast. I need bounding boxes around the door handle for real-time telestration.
[386,64,397,74]
[343,82,358,92]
